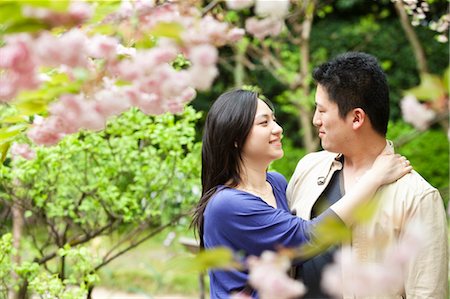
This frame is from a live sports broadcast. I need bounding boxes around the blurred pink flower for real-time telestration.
[245,17,284,40]
[255,0,290,19]
[189,44,218,67]
[22,1,92,27]
[227,28,246,42]
[87,35,119,60]
[248,251,306,299]
[188,65,218,91]
[226,0,255,10]
[36,30,89,68]
[27,116,65,146]
[400,95,436,131]
[10,143,36,160]
[322,222,426,298]
[0,34,36,74]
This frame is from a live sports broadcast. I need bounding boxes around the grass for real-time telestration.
[96,225,209,297]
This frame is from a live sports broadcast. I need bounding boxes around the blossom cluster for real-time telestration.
[1,0,245,147]
[230,251,305,299]
[226,0,290,40]
[396,0,449,42]
[400,95,437,131]
[321,222,425,297]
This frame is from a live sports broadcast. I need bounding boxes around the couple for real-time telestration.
[192,52,448,299]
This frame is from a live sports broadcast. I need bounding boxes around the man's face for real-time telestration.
[312,84,353,153]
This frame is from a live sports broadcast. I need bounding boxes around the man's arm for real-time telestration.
[404,189,448,299]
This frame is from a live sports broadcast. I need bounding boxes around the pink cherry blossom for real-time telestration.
[87,35,119,60]
[22,1,92,27]
[189,44,218,67]
[36,30,89,68]
[227,28,246,42]
[255,0,290,19]
[248,251,306,299]
[226,0,255,10]
[188,65,219,91]
[245,17,284,40]
[0,34,36,74]
[322,222,426,298]
[27,116,65,146]
[400,95,436,130]
[229,293,252,299]
[10,143,36,160]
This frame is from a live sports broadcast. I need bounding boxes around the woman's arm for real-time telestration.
[330,153,412,226]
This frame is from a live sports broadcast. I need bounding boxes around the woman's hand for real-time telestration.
[369,153,413,186]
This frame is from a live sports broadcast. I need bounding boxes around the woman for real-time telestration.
[191,89,411,298]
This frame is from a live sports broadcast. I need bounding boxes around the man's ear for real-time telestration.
[351,108,366,130]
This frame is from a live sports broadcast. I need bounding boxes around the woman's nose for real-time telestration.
[272,121,283,134]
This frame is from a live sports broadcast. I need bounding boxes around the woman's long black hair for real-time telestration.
[191,89,261,248]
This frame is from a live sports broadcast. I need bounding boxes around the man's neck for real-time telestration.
[341,137,387,190]
[343,137,387,171]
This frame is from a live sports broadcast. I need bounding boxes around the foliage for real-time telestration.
[310,14,449,120]
[388,121,449,204]
[0,233,12,298]
[0,106,201,297]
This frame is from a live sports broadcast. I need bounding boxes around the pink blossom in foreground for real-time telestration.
[87,35,119,60]
[10,143,36,160]
[322,222,425,298]
[400,95,436,131]
[0,34,36,74]
[188,65,219,91]
[254,0,290,19]
[188,44,218,67]
[27,116,65,146]
[227,28,246,42]
[36,30,89,68]
[0,35,39,102]
[248,251,306,299]
[230,293,253,299]
[22,1,92,27]
[245,17,284,40]
[226,0,255,10]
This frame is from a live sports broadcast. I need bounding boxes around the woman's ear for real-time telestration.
[351,108,366,130]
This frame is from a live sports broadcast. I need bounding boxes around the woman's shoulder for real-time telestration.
[206,187,255,214]
[267,171,288,189]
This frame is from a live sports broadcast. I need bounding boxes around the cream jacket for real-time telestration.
[287,145,448,299]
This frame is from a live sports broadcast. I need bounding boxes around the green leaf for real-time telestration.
[149,22,184,42]
[1,115,28,124]
[175,247,237,273]
[405,73,445,101]
[443,67,449,93]
[18,0,70,12]
[0,142,11,163]
[15,97,48,116]
[294,216,352,259]
[0,124,27,140]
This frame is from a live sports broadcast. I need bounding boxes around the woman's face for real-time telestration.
[241,99,284,166]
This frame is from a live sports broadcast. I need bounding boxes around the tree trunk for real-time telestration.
[298,0,319,152]
[234,39,247,88]
[9,201,25,299]
[393,0,429,74]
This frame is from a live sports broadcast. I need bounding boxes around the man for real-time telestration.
[287,52,448,298]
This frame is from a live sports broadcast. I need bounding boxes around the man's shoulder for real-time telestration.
[294,150,337,170]
[388,170,441,199]
[301,150,337,161]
